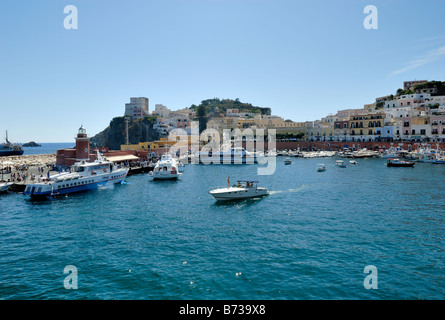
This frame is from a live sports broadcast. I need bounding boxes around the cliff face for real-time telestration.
[90,116,159,150]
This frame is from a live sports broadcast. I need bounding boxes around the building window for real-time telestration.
[420,129,426,135]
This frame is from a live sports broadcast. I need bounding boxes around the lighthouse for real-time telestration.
[75,125,90,161]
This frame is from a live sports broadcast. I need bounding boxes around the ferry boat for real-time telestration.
[0,131,24,156]
[196,147,257,164]
[385,158,415,167]
[24,152,129,199]
[209,180,268,201]
[149,154,182,180]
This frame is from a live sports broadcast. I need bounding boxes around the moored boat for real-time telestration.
[432,157,445,164]
[335,160,346,168]
[386,158,415,167]
[0,181,13,193]
[23,151,129,199]
[149,154,182,180]
[196,147,257,164]
[0,131,24,157]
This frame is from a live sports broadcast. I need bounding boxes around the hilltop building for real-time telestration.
[404,80,427,91]
[124,97,149,118]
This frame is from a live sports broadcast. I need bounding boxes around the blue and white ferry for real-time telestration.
[24,152,129,199]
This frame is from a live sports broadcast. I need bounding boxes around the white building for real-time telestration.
[384,93,431,109]
[155,104,171,118]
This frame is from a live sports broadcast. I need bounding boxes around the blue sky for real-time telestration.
[1,0,445,142]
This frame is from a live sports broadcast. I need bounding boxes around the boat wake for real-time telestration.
[269,184,307,195]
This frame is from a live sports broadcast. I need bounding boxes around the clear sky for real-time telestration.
[1,0,444,142]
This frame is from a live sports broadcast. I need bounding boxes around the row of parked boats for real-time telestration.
[268,146,445,164]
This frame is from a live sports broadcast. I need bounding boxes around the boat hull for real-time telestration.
[24,169,128,199]
[386,162,415,167]
[150,172,181,180]
[209,187,268,201]
[0,150,24,156]
[0,182,13,193]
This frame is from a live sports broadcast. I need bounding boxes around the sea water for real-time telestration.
[0,157,444,299]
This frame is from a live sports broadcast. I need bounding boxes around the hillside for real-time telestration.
[190,98,272,132]
[90,116,159,150]
[190,98,271,117]
[413,81,445,96]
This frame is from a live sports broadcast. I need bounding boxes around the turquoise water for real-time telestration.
[0,157,444,299]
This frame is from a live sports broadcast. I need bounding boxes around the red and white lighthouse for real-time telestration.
[75,125,90,161]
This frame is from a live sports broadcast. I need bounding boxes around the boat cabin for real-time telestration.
[233,180,259,188]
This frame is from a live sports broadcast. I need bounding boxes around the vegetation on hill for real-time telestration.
[413,81,445,96]
[189,98,272,133]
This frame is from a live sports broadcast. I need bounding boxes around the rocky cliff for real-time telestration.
[90,116,159,150]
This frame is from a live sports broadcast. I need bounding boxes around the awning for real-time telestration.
[104,155,139,162]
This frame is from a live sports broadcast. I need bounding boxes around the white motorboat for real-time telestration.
[23,151,129,199]
[209,180,268,201]
[317,164,326,172]
[149,154,182,180]
[349,160,358,165]
[0,181,13,193]
[284,157,292,165]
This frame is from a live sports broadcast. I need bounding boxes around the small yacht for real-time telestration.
[349,160,358,165]
[335,160,346,168]
[284,157,292,165]
[24,151,129,199]
[209,180,268,201]
[317,164,326,172]
[149,154,182,180]
[0,181,13,193]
